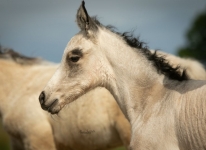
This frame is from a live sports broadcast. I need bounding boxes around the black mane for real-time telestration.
[0,46,43,65]
[118,32,189,81]
[92,17,188,81]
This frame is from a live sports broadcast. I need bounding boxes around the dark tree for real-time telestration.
[177,8,206,64]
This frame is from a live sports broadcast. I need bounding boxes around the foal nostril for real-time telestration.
[39,91,45,105]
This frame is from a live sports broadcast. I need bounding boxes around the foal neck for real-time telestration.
[98,29,167,122]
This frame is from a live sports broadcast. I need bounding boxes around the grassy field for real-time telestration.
[0,122,10,150]
[0,122,125,150]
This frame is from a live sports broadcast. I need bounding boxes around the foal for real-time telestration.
[0,48,131,150]
[40,2,206,150]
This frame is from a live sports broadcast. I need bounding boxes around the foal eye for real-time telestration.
[70,56,80,62]
[68,49,83,63]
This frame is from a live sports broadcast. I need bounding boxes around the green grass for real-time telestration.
[0,122,10,150]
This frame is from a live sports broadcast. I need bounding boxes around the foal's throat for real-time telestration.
[111,73,165,123]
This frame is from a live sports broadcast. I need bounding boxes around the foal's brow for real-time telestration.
[71,49,83,56]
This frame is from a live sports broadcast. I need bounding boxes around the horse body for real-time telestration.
[41,2,206,150]
[0,60,57,150]
[174,81,206,150]
[129,79,206,150]
[52,87,131,150]
[0,53,131,150]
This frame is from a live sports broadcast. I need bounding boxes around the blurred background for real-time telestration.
[0,0,206,149]
[1,0,206,63]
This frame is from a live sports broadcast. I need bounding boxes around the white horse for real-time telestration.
[40,2,206,150]
[0,48,131,150]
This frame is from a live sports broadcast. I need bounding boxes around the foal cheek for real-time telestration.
[67,64,83,78]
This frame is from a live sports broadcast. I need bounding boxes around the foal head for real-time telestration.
[39,1,116,114]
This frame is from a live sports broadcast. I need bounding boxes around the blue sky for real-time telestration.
[0,0,206,62]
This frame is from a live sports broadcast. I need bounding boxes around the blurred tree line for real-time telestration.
[177,8,206,65]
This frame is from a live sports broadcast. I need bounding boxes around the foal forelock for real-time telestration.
[91,17,189,81]
[0,47,43,65]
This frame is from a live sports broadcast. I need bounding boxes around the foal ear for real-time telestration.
[76,1,97,34]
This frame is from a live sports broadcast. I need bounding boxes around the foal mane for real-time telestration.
[0,46,43,65]
[92,17,188,81]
